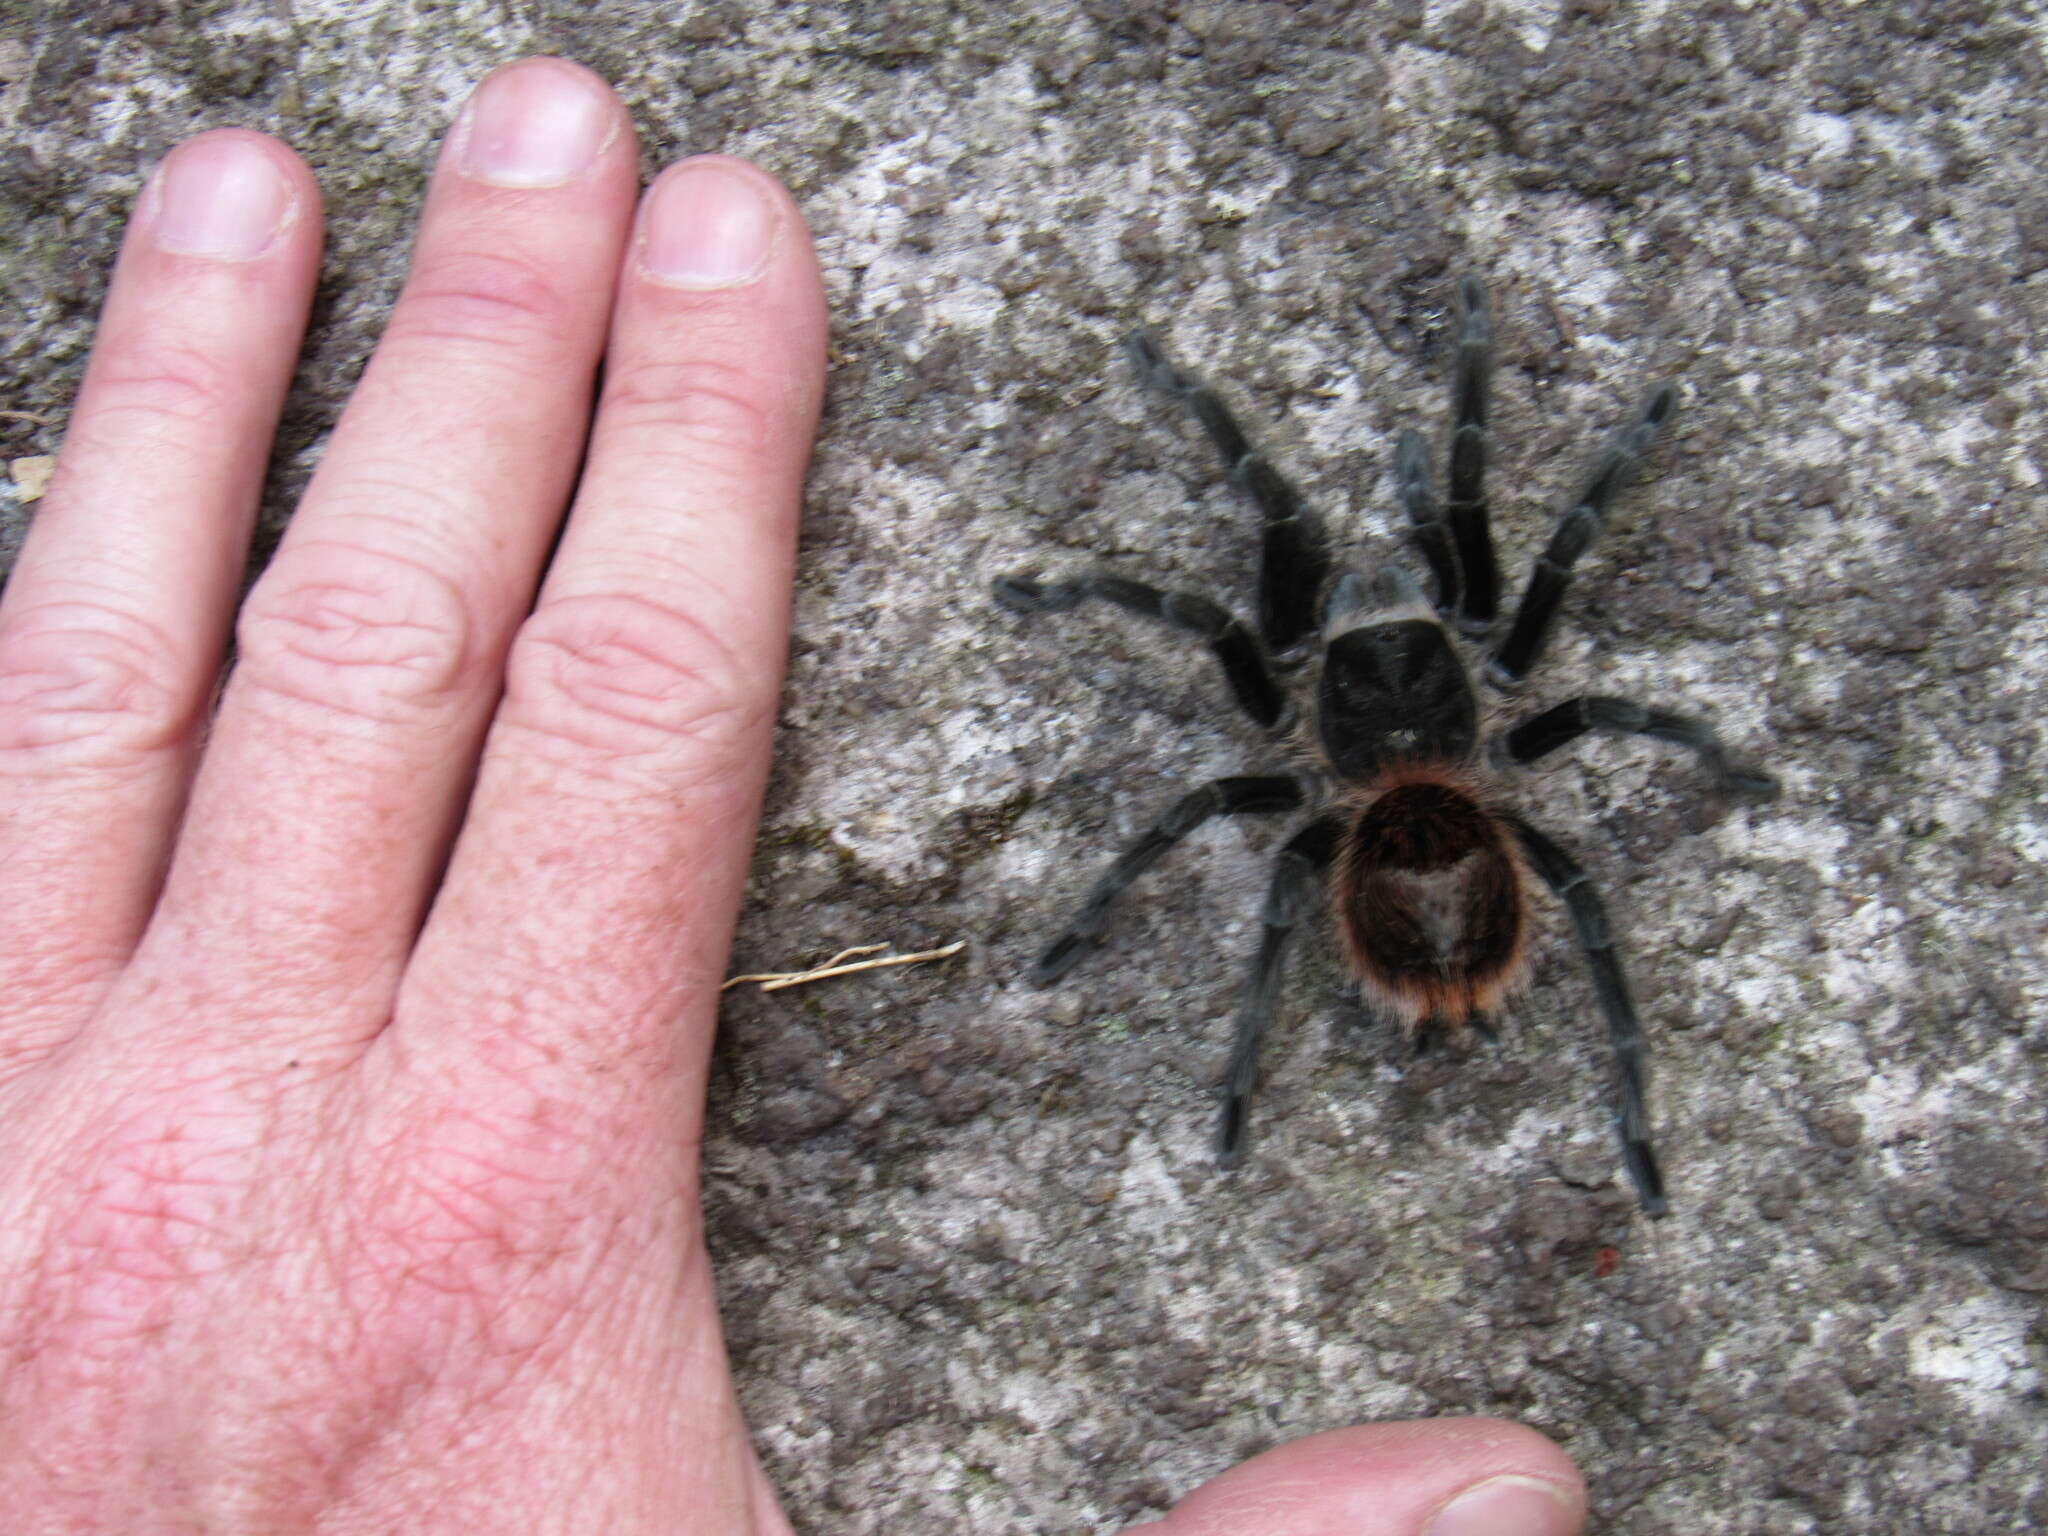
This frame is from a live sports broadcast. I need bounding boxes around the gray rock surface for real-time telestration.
[6,3,2044,1531]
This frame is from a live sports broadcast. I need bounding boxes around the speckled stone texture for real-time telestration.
[5,3,2045,1532]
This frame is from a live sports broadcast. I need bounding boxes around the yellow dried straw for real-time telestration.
[722,939,966,993]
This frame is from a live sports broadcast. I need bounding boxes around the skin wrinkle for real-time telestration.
[417,1043,699,1187]
[595,354,783,460]
[501,665,774,778]
[0,553,190,620]
[561,509,798,649]
[382,248,592,362]
[237,540,488,716]
[0,600,196,760]
[279,498,534,600]
[486,691,778,807]
[504,587,773,758]
[300,466,498,529]
[63,336,253,438]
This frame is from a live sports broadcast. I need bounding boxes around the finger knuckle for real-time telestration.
[0,600,193,762]
[235,540,480,723]
[502,590,766,776]
[600,352,778,462]
[77,341,241,442]
[384,249,575,361]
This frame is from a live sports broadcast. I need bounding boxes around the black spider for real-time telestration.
[993,278,1779,1217]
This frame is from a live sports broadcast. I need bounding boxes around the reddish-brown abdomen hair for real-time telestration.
[1331,765,1530,1030]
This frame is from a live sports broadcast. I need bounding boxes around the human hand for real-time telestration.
[0,56,1586,1535]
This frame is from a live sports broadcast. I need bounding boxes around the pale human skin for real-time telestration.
[0,56,1588,1536]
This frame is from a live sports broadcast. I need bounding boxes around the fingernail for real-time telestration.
[1424,1475,1580,1536]
[639,161,777,289]
[152,136,294,261]
[458,60,613,188]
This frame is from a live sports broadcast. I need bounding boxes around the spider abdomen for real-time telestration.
[1331,771,1529,1031]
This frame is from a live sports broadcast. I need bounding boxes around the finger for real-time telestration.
[1127,1419,1585,1536]
[394,155,826,1139]
[0,130,319,1055]
[124,59,642,1040]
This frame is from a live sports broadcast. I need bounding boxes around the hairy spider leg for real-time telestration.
[993,573,1287,729]
[1497,694,1782,802]
[1396,428,1461,617]
[1026,776,1306,987]
[1125,332,1332,658]
[1446,275,1499,634]
[1489,384,1679,688]
[1218,817,1340,1166]
[1505,817,1669,1217]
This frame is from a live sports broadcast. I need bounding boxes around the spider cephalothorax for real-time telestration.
[995,278,1778,1216]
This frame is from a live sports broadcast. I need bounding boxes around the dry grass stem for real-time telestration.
[723,939,966,993]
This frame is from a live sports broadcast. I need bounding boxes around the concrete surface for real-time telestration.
[5,2,2044,1531]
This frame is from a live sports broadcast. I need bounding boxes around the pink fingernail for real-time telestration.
[1424,1475,1580,1536]
[152,135,294,261]
[639,161,777,289]
[457,60,614,188]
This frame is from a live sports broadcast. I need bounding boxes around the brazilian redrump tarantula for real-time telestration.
[993,278,1778,1216]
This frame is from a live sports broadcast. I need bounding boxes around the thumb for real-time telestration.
[1124,1418,1586,1536]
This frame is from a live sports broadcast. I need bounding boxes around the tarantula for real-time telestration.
[993,278,1778,1216]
